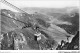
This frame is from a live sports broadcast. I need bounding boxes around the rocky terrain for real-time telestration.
[0,7,79,50]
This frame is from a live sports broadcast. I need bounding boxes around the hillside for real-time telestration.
[0,7,79,50]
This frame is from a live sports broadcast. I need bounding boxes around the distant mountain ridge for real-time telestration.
[1,7,79,35]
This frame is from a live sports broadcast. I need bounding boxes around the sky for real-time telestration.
[1,0,79,12]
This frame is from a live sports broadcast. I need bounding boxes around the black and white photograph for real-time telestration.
[0,0,79,51]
